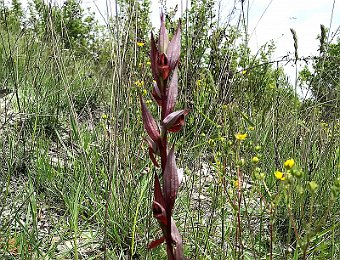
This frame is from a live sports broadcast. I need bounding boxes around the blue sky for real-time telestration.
[246,0,340,57]
[82,0,339,57]
[67,0,340,85]
[241,0,340,88]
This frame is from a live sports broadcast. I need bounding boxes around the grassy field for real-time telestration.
[0,0,339,259]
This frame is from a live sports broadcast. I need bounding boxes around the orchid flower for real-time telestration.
[140,12,187,260]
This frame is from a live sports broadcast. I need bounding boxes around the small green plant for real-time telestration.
[139,13,187,259]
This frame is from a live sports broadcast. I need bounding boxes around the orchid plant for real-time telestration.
[139,13,187,260]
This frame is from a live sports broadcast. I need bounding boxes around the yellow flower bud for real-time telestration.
[308,181,318,192]
[259,172,265,180]
[219,136,226,142]
[292,169,303,178]
[238,158,245,167]
[254,145,262,152]
[196,79,202,87]
[251,156,260,164]
[335,176,340,188]
[208,139,215,146]
[254,167,261,174]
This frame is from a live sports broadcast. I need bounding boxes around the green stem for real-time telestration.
[235,142,243,258]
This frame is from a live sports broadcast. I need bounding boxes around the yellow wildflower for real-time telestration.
[146,61,151,65]
[137,42,145,47]
[274,171,285,181]
[235,133,248,141]
[284,159,295,170]
[242,70,247,75]
[248,126,255,131]
[101,114,108,120]
[134,80,144,87]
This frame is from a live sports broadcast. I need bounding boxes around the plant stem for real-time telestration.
[235,142,243,259]
[236,166,243,258]
[270,205,273,260]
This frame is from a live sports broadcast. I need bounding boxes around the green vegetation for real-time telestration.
[0,0,339,259]
[300,24,340,119]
